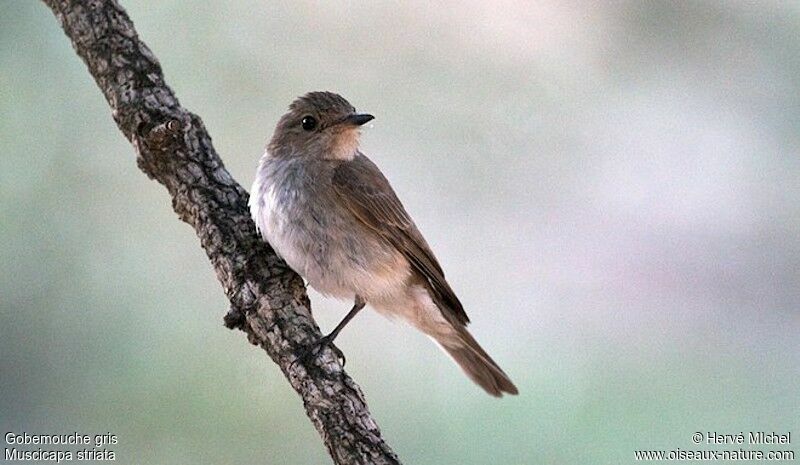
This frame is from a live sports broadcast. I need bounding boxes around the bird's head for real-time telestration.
[268,91,374,160]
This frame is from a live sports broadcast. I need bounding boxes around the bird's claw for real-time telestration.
[290,335,346,370]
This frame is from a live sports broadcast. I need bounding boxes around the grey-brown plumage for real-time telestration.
[250,91,517,396]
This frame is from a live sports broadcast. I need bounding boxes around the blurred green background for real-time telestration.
[1,1,798,464]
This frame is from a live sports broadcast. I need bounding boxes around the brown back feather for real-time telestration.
[332,154,469,326]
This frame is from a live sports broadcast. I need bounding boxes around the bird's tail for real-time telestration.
[435,326,518,397]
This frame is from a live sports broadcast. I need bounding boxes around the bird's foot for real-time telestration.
[291,334,346,369]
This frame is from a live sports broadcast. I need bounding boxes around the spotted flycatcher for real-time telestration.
[250,92,517,396]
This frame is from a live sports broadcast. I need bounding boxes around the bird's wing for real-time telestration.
[332,154,469,326]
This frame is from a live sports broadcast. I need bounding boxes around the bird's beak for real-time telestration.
[341,113,375,126]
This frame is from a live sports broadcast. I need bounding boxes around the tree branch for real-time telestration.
[41,1,401,464]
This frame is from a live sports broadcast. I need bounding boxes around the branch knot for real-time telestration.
[139,118,182,150]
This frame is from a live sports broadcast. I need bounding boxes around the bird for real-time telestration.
[249,91,517,396]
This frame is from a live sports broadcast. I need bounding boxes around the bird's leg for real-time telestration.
[323,295,366,346]
[293,295,366,367]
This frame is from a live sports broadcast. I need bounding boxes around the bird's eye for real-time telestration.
[301,116,317,131]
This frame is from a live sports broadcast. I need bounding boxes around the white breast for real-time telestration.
[249,153,411,303]
[250,171,304,272]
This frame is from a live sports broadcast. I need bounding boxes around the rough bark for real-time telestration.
[41,1,401,464]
